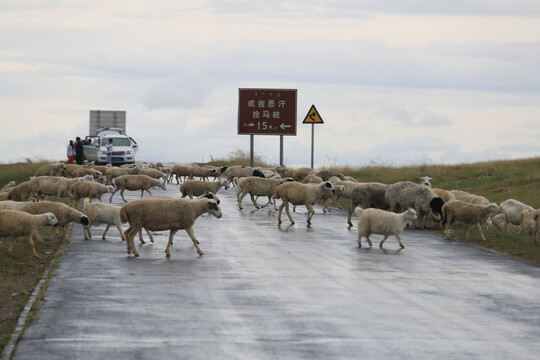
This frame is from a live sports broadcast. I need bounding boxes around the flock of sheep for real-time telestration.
[0,161,539,260]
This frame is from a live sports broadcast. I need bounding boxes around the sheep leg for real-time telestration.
[144,189,153,198]
[102,224,111,240]
[185,227,204,256]
[277,202,285,224]
[357,234,363,248]
[62,226,70,243]
[258,196,272,209]
[33,230,46,245]
[306,204,315,225]
[145,229,154,243]
[165,229,179,257]
[138,230,145,244]
[249,194,260,209]
[284,201,295,225]
[365,235,373,247]
[347,203,358,228]
[28,233,40,258]
[109,188,119,202]
[237,191,249,209]
[8,236,18,254]
[84,226,91,240]
[120,189,128,203]
[124,227,139,257]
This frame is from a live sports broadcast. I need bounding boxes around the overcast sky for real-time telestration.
[1,0,539,167]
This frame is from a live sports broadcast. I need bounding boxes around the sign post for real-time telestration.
[238,89,297,167]
[302,105,324,168]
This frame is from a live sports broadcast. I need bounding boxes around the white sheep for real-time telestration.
[0,200,37,211]
[385,181,444,229]
[6,181,33,201]
[442,200,500,242]
[139,168,168,182]
[20,201,90,242]
[492,214,521,232]
[322,184,345,213]
[533,210,540,245]
[28,175,92,200]
[109,174,167,203]
[236,177,294,210]
[0,209,58,258]
[302,174,323,184]
[105,166,141,185]
[499,199,535,232]
[420,176,432,187]
[180,179,229,199]
[312,170,347,182]
[188,166,218,181]
[354,207,418,248]
[272,181,335,225]
[82,199,154,243]
[170,164,191,184]
[120,197,222,258]
[34,163,66,177]
[223,165,265,186]
[73,167,104,182]
[70,181,114,208]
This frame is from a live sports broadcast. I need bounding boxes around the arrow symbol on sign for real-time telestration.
[309,112,316,120]
[280,123,291,129]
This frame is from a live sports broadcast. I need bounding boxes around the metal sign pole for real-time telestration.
[280,135,284,167]
[250,134,254,167]
[311,124,314,169]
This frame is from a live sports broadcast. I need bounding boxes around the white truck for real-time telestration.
[83,127,138,165]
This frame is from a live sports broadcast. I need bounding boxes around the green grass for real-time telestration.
[0,158,53,188]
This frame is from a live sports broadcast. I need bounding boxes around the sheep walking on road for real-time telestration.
[272,181,335,225]
[442,200,500,242]
[109,174,167,203]
[0,210,58,258]
[236,177,293,210]
[120,197,222,258]
[354,207,418,249]
[180,179,228,199]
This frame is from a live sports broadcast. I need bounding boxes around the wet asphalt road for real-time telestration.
[10,182,540,359]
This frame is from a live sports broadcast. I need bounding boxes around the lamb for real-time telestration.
[109,174,167,202]
[223,165,264,186]
[385,181,444,229]
[180,179,229,199]
[236,177,294,210]
[442,200,500,241]
[29,176,92,200]
[20,201,90,243]
[499,199,535,232]
[354,207,418,249]
[284,167,313,182]
[6,181,33,201]
[70,181,114,208]
[0,210,58,258]
[420,176,432,187]
[346,182,390,227]
[120,197,222,258]
[34,163,66,177]
[139,168,168,182]
[105,166,141,185]
[272,181,335,225]
[188,166,218,181]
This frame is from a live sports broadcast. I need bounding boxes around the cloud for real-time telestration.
[142,73,210,109]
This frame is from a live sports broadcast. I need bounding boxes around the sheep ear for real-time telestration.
[80,215,90,226]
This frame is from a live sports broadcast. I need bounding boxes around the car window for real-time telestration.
[109,137,131,146]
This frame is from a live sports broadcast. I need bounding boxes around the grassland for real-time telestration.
[0,156,539,353]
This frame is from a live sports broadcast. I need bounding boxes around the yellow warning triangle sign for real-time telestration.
[303,105,324,124]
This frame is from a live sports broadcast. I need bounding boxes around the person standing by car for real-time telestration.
[106,138,114,166]
[75,137,84,165]
[67,140,74,164]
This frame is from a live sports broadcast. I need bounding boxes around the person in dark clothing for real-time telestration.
[75,137,85,165]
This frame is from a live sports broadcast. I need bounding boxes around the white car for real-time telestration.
[83,127,138,165]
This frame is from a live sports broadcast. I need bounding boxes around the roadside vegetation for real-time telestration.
[0,156,538,353]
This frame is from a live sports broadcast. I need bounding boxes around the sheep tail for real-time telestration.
[120,207,128,224]
[354,206,364,217]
